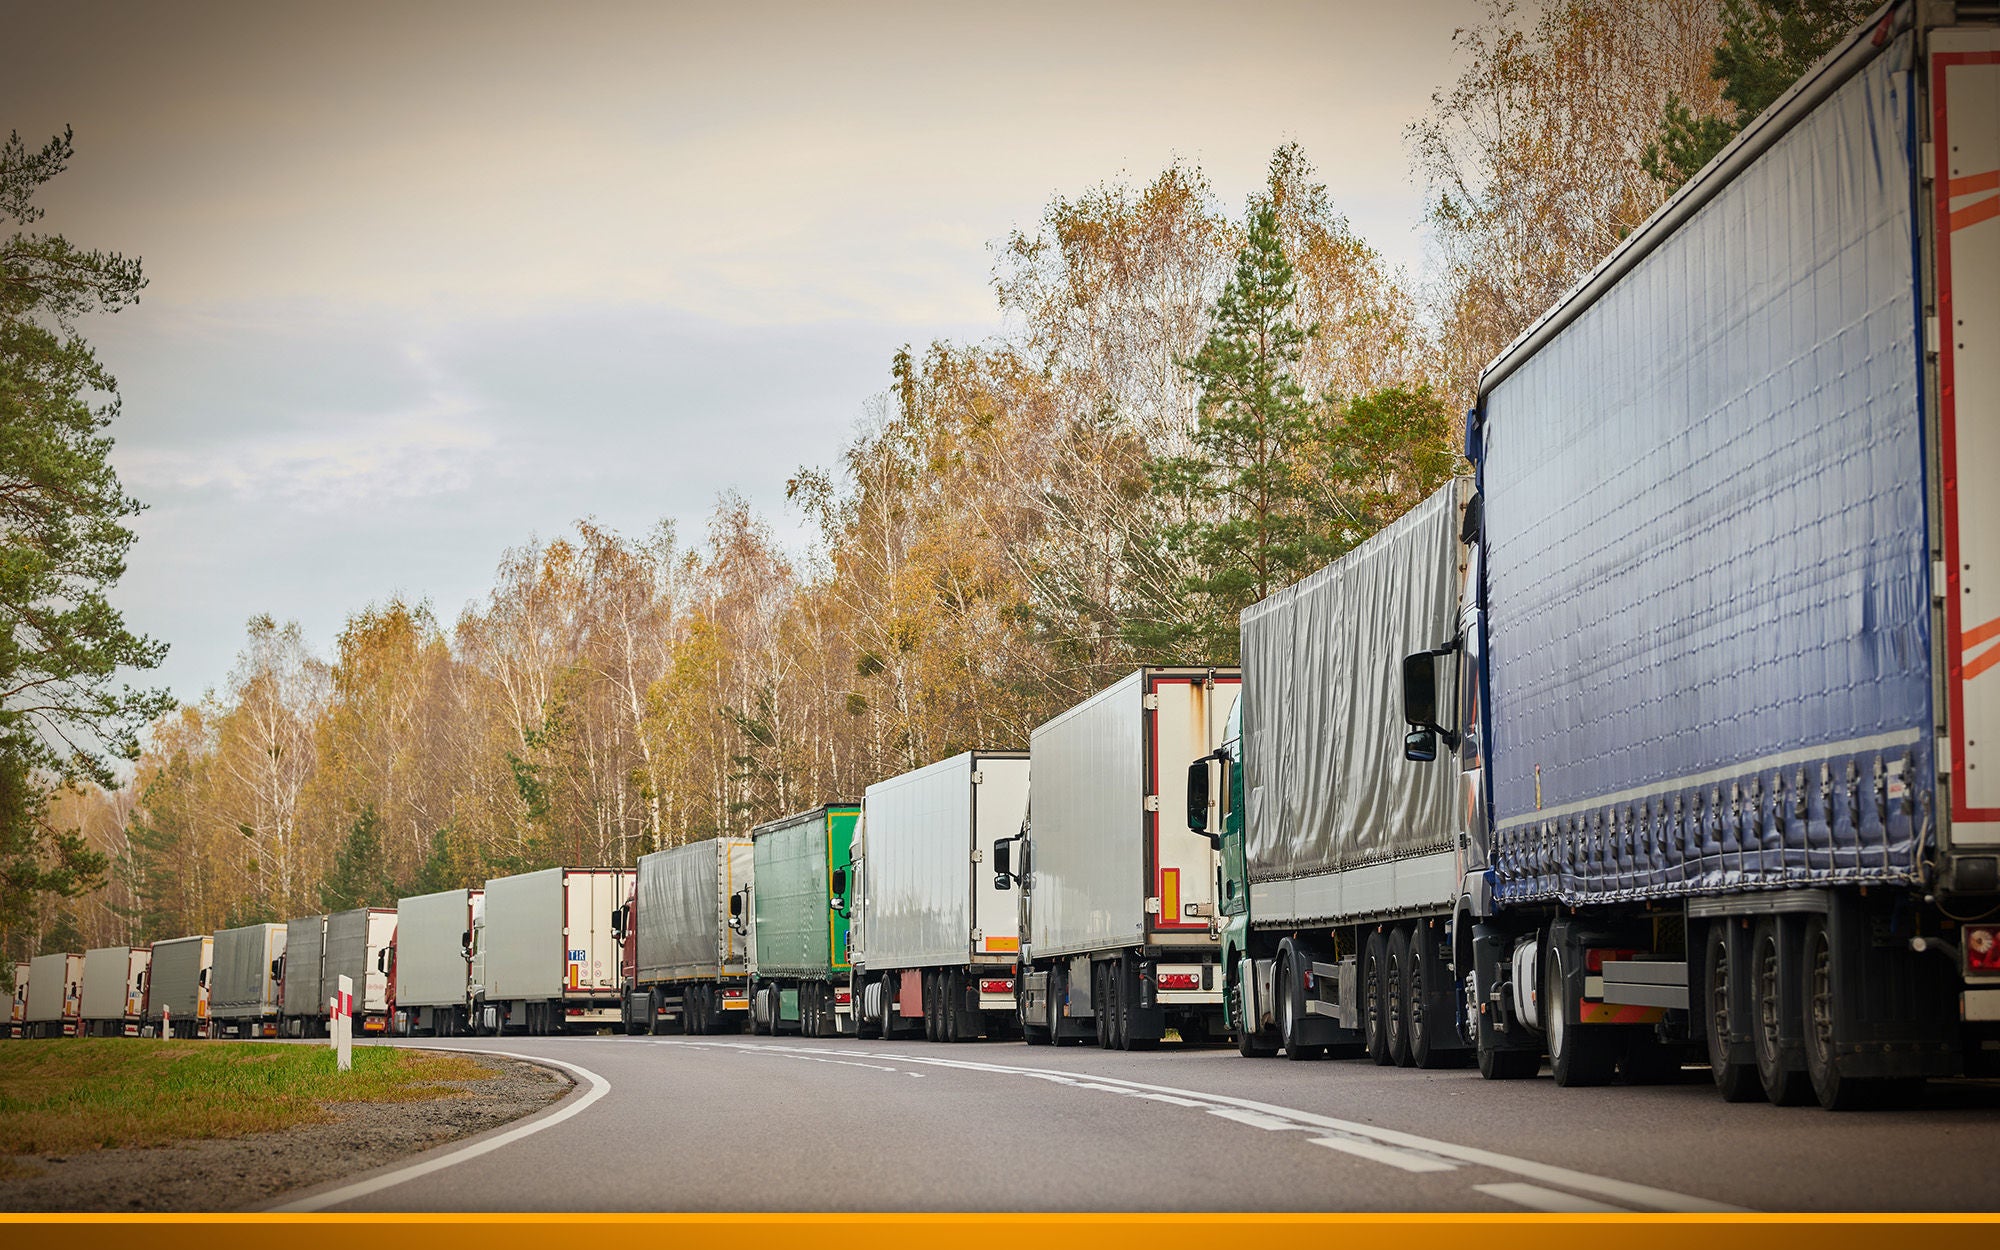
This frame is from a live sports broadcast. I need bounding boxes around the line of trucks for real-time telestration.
[8,4,1999,1111]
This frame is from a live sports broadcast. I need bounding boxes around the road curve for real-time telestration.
[269,1036,2000,1212]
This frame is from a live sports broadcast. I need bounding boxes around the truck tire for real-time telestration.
[1363,930,1391,1066]
[1704,924,1761,1101]
[1752,917,1812,1105]
[945,970,964,1042]
[1021,979,1050,1046]
[1800,915,1921,1110]
[1386,928,1414,1068]
[1545,941,1616,1087]
[1107,962,1127,1050]
[1405,927,1448,1069]
[1234,971,1277,1057]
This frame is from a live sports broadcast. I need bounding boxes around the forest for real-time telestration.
[5,0,1871,955]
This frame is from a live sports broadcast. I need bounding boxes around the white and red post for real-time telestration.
[331,974,353,1071]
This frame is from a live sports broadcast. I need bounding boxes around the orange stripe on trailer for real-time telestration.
[1966,644,2000,682]
[1950,194,2000,232]
[984,936,1019,952]
[1160,868,1180,924]
[1948,169,2000,198]
[1577,1002,1667,1026]
[1966,615,2000,651]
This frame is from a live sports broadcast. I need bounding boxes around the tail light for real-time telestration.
[980,979,1015,994]
[722,988,747,1001]
[1584,948,1637,973]
[1969,926,2000,971]
[835,989,851,1005]
[1157,973,1199,990]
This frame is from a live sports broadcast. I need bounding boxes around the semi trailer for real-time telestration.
[1001,667,1239,1049]
[325,907,397,1035]
[395,888,482,1036]
[616,838,752,1035]
[281,914,328,1037]
[1206,481,1473,1065]
[9,961,26,1037]
[146,935,213,1038]
[852,751,1028,1042]
[79,945,151,1037]
[23,952,83,1038]
[479,867,629,1035]
[747,804,859,1037]
[1397,3,2000,1109]
[210,923,287,1038]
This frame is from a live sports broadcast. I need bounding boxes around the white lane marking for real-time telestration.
[1310,1135,1459,1174]
[267,1048,611,1213]
[1207,1107,1311,1132]
[675,1041,1746,1213]
[1477,1182,1629,1213]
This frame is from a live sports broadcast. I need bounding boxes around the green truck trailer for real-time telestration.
[747,803,860,1037]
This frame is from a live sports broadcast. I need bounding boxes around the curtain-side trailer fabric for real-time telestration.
[1479,38,1929,904]
[1239,482,1465,888]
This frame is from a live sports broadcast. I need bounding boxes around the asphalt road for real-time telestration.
[273,1035,2000,1213]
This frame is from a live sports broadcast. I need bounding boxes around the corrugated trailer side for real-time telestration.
[750,805,858,1037]
[281,914,327,1037]
[24,953,84,1038]
[854,750,1027,1042]
[80,946,151,1037]
[211,924,286,1034]
[325,908,396,1033]
[145,936,212,1038]
[395,888,477,1035]
[1016,667,1238,1050]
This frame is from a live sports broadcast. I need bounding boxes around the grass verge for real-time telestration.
[0,1038,495,1169]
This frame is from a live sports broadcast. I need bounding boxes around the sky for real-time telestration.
[4,0,1485,709]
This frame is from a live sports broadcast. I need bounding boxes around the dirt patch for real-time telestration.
[0,1052,568,1212]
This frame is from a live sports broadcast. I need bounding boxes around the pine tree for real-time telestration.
[1644,0,1878,188]
[1,128,170,957]
[1126,202,1335,664]
[320,808,394,910]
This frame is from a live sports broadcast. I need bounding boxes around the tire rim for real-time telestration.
[1408,948,1426,1055]
[1808,930,1834,1073]
[1546,952,1566,1061]
[1757,935,1780,1059]
[1387,951,1405,1056]
[1364,952,1381,1047]
[1280,962,1293,1044]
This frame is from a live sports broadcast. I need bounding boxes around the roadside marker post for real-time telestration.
[334,975,353,1072]
[161,1005,170,1039]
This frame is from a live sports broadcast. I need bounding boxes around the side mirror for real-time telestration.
[831,868,847,899]
[376,949,389,973]
[1186,757,1211,834]
[270,958,283,979]
[992,838,1012,882]
[729,891,744,920]
[461,929,472,950]
[1404,728,1439,764]
[1402,651,1438,728]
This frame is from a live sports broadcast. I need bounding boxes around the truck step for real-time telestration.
[1598,960,1689,1011]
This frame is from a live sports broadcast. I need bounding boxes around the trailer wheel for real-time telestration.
[1108,961,1128,1050]
[1545,940,1616,1087]
[1703,926,1761,1101]
[1800,916,1920,1110]
[1048,969,1081,1047]
[1362,931,1391,1065]
[1233,969,1277,1058]
[1386,928,1414,1068]
[1752,917,1811,1105]
[1406,926,1448,1069]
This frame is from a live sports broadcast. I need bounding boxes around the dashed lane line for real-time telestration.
[674,1041,1747,1214]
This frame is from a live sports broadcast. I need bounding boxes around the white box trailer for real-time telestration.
[396,888,482,1036]
[80,946,151,1037]
[852,751,1028,1042]
[479,867,630,1035]
[210,923,287,1036]
[280,914,327,1037]
[325,908,396,1035]
[9,960,27,1037]
[146,935,213,1038]
[1011,667,1239,1049]
[618,839,751,1035]
[24,952,84,1038]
